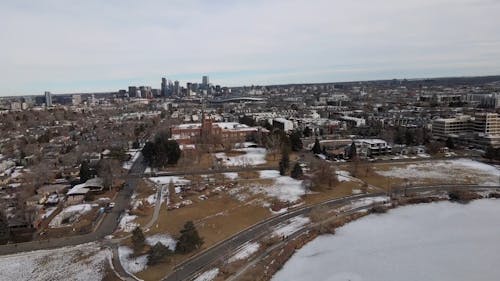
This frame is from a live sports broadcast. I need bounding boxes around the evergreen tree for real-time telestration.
[291,162,303,179]
[279,148,290,176]
[0,211,10,245]
[79,161,92,183]
[132,227,145,252]
[147,242,173,265]
[303,127,312,138]
[312,138,322,154]
[348,142,357,159]
[446,137,455,149]
[175,221,204,254]
[289,130,303,152]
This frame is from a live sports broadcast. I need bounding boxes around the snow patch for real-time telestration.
[273,215,311,237]
[146,234,177,250]
[193,268,219,281]
[228,242,260,263]
[118,246,148,274]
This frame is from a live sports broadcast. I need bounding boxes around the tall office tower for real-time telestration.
[174,80,180,96]
[128,86,138,98]
[161,77,167,96]
[202,75,209,87]
[44,91,53,107]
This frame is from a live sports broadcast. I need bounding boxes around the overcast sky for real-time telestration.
[1,0,500,96]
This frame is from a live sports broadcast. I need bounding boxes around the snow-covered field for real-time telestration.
[193,268,219,281]
[0,243,111,281]
[118,246,148,274]
[375,158,500,185]
[49,204,94,228]
[228,170,306,204]
[272,215,311,237]
[253,170,306,203]
[273,199,500,281]
[215,146,267,167]
[228,242,260,263]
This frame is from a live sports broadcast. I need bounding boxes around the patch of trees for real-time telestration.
[175,221,204,254]
[148,242,173,265]
[142,131,181,167]
[279,148,290,176]
[79,161,97,183]
[485,146,500,161]
[311,138,322,154]
[291,162,303,179]
[393,127,431,146]
[289,130,303,152]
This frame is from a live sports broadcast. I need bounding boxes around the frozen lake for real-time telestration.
[272,199,500,281]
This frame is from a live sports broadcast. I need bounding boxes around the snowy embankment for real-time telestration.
[228,242,260,263]
[338,196,390,212]
[193,268,220,281]
[0,243,111,281]
[273,199,500,281]
[272,215,311,237]
[376,158,500,185]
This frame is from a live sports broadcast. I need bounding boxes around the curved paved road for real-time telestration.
[163,184,500,281]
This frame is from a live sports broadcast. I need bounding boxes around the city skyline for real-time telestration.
[1,0,500,96]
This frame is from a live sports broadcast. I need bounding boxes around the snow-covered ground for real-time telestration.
[193,268,219,281]
[0,242,111,281]
[228,242,260,263]
[375,158,500,185]
[227,170,306,204]
[336,170,353,182]
[224,172,239,180]
[49,204,94,228]
[118,246,148,274]
[118,213,138,232]
[272,215,311,237]
[146,233,177,250]
[273,199,500,281]
[215,147,267,167]
[149,176,190,187]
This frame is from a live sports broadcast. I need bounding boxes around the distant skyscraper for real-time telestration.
[202,75,209,87]
[44,91,52,107]
[174,80,180,96]
[161,77,167,97]
[128,86,138,98]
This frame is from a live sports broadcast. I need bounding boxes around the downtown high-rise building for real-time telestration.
[44,91,52,107]
[174,80,180,96]
[202,75,209,87]
[161,77,167,97]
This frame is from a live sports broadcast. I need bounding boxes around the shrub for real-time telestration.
[147,242,173,265]
[370,205,389,214]
[448,190,481,203]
